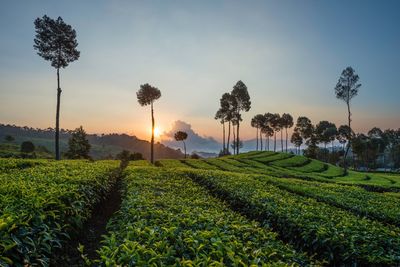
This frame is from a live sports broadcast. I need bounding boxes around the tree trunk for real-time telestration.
[183,141,186,159]
[256,127,258,151]
[227,121,231,154]
[274,132,276,152]
[55,68,61,160]
[260,130,263,151]
[222,121,226,153]
[232,124,236,155]
[151,102,155,164]
[343,101,351,171]
[285,128,288,153]
[280,131,283,152]
[236,121,240,155]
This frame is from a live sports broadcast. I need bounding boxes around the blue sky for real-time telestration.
[0,0,399,141]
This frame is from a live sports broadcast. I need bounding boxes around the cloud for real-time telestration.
[161,120,221,153]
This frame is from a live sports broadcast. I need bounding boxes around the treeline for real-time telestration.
[214,66,399,171]
[215,81,251,156]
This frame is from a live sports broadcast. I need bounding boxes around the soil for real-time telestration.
[52,173,123,266]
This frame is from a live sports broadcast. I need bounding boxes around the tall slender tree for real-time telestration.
[261,125,274,151]
[334,66,361,170]
[251,114,265,151]
[231,81,251,155]
[337,125,351,152]
[215,109,226,153]
[34,15,80,160]
[281,113,294,152]
[291,130,303,155]
[136,83,161,164]
[270,113,281,152]
[215,93,232,154]
[295,116,314,144]
[174,131,188,158]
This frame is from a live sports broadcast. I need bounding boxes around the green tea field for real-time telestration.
[1,152,400,266]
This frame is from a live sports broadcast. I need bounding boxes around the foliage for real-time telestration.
[97,167,311,266]
[20,141,35,153]
[136,83,161,106]
[64,126,91,159]
[185,169,400,265]
[174,131,188,158]
[4,135,14,143]
[0,159,118,266]
[33,15,80,69]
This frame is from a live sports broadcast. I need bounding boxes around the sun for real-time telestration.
[154,127,161,138]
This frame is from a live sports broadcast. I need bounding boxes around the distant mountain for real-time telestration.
[0,124,184,160]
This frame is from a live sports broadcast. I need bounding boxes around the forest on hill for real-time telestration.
[0,124,183,160]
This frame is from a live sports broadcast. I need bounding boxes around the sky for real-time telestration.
[0,0,399,144]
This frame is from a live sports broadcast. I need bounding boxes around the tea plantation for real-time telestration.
[1,152,400,266]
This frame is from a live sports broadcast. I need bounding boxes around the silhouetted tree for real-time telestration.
[137,83,161,164]
[262,113,275,151]
[129,152,144,161]
[295,116,314,144]
[315,121,337,150]
[270,113,281,152]
[383,129,400,169]
[334,66,361,170]
[174,131,188,158]
[291,131,303,155]
[231,81,251,155]
[21,141,35,153]
[65,126,91,159]
[337,125,351,152]
[215,93,232,154]
[231,139,243,152]
[251,114,265,150]
[261,125,274,151]
[281,113,294,152]
[4,135,15,142]
[34,15,80,160]
[366,128,386,169]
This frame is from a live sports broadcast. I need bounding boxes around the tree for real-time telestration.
[315,121,337,149]
[65,126,91,159]
[215,93,233,154]
[261,125,274,151]
[4,135,15,142]
[137,83,161,164]
[291,131,303,155]
[129,152,144,161]
[383,129,400,170]
[270,113,281,152]
[262,113,275,151]
[251,114,265,151]
[174,131,188,158]
[21,141,35,153]
[230,81,251,155]
[281,113,294,152]
[337,125,351,151]
[34,15,80,160]
[295,116,314,144]
[334,66,361,170]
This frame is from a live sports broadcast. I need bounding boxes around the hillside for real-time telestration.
[2,152,400,266]
[0,124,183,159]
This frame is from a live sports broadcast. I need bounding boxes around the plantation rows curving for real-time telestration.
[97,167,312,266]
[184,169,400,265]
[0,160,119,266]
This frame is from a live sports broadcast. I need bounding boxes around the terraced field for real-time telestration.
[1,152,400,266]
